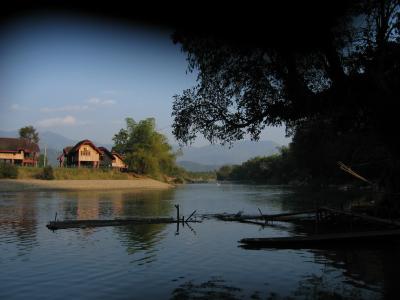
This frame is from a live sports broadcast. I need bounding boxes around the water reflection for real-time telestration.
[0,192,38,256]
[0,185,398,299]
[171,276,243,300]
[60,189,176,220]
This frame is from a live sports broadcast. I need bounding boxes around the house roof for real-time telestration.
[63,146,72,155]
[112,151,125,161]
[0,138,40,153]
[68,140,102,155]
[98,146,113,159]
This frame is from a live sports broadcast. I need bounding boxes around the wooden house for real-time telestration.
[60,140,102,168]
[0,138,40,166]
[98,147,113,168]
[111,151,128,170]
[98,147,127,170]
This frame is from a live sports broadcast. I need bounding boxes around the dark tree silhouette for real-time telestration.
[171,0,400,157]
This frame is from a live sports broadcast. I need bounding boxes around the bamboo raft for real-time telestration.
[239,229,400,248]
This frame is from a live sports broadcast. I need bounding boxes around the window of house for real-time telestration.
[80,147,91,156]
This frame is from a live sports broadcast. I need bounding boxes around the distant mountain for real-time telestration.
[0,130,17,138]
[177,161,219,172]
[176,140,281,166]
[39,131,77,151]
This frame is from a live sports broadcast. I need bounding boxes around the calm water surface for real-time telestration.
[0,183,399,299]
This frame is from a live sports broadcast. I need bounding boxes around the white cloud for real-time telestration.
[102,99,116,105]
[87,97,101,104]
[40,97,115,113]
[40,105,89,113]
[37,115,77,127]
[10,104,28,111]
[86,97,116,105]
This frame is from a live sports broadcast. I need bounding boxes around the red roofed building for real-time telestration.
[59,140,102,168]
[0,138,40,166]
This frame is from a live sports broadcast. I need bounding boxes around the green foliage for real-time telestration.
[38,154,48,168]
[217,148,298,184]
[112,118,179,178]
[0,162,18,179]
[217,122,390,187]
[36,166,55,180]
[18,125,39,143]
[16,166,132,180]
[216,165,234,181]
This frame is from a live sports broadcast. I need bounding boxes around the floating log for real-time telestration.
[214,210,317,222]
[47,217,201,230]
[239,229,400,249]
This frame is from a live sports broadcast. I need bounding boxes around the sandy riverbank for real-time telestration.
[0,179,173,192]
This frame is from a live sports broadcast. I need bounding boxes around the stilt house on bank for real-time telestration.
[98,147,127,170]
[59,140,127,170]
[59,140,102,168]
[0,138,40,166]
[111,151,128,170]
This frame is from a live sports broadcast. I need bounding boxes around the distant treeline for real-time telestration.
[217,120,396,190]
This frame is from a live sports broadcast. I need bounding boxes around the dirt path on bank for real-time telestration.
[0,179,173,192]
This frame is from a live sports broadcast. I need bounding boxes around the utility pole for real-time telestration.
[44,145,47,167]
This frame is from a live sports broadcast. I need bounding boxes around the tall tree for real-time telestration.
[112,118,178,176]
[171,0,400,191]
[19,126,39,144]
[171,0,400,152]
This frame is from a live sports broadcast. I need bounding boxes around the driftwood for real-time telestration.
[239,229,400,249]
[46,217,202,230]
[47,204,202,230]
[213,210,317,223]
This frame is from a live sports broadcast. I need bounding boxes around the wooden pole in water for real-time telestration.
[175,205,180,222]
[186,210,197,222]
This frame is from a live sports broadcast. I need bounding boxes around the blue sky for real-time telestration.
[0,12,291,146]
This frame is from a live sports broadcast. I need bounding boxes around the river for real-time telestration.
[0,183,398,299]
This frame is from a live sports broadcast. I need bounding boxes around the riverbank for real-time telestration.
[0,178,173,192]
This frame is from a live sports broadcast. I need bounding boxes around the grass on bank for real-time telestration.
[15,166,135,180]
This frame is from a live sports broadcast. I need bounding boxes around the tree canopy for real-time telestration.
[19,126,39,144]
[171,0,400,156]
[112,118,178,177]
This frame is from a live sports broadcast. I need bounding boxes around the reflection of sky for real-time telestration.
[0,12,291,146]
[0,186,386,299]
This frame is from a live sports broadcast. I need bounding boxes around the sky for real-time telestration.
[0,12,291,146]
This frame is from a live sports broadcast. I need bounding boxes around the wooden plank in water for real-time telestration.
[215,210,316,221]
[47,217,178,230]
[239,229,400,248]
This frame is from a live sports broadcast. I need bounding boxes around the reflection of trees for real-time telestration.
[290,274,366,300]
[0,192,38,255]
[114,224,167,256]
[171,277,243,300]
[278,188,370,212]
[61,189,176,220]
[169,274,370,300]
[311,246,400,300]
[60,189,175,256]
[114,189,176,258]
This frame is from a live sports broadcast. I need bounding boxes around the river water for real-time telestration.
[0,183,398,299]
